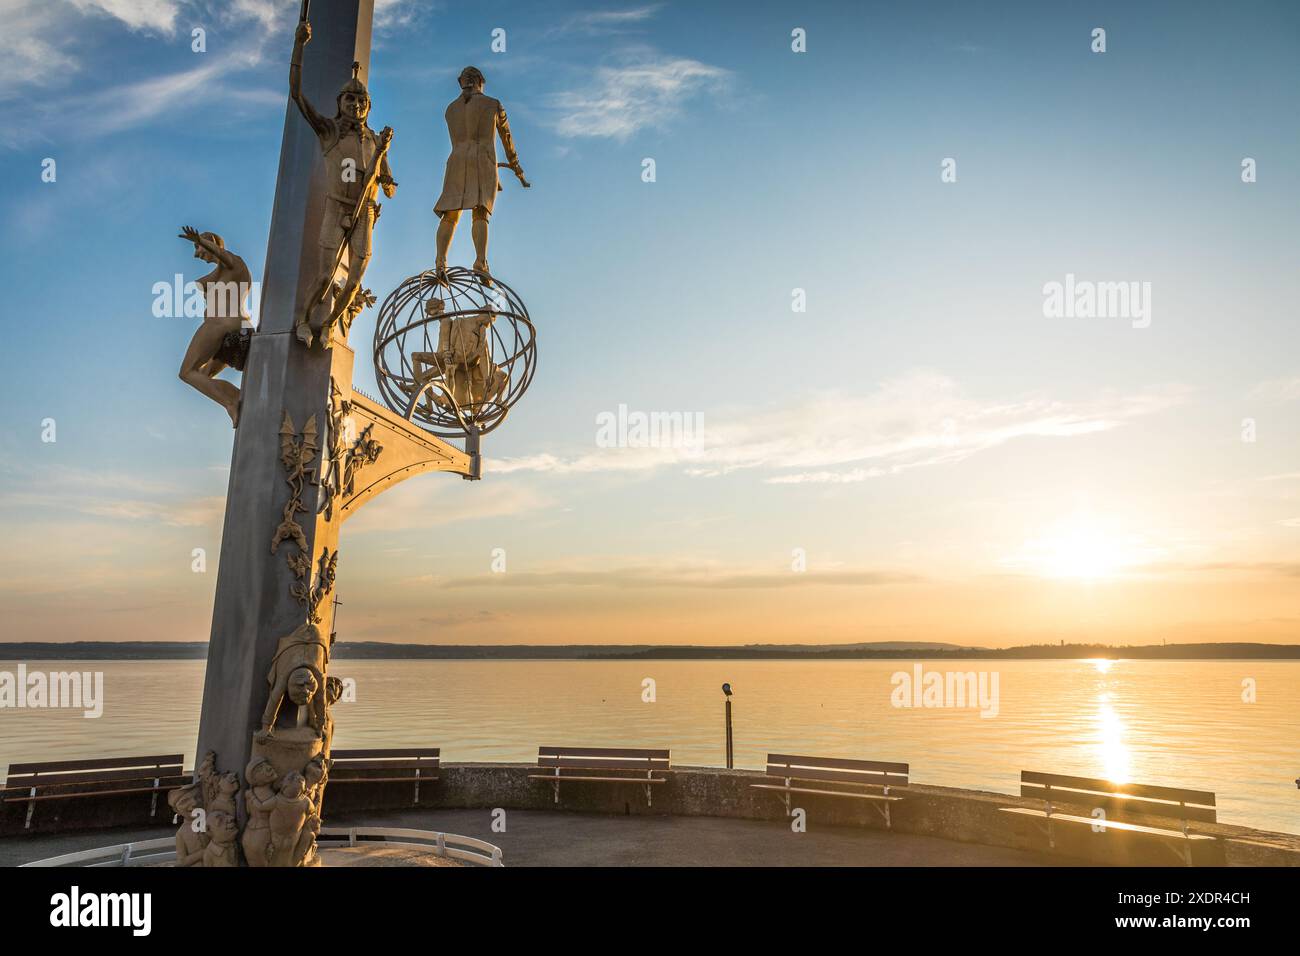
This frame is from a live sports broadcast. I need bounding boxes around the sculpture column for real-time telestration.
[193,0,373,819]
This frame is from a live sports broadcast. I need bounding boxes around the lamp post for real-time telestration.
[722,682,734,769]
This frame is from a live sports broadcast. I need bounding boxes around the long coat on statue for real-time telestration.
[434,91,518,216]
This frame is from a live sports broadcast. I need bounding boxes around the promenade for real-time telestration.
[0,808,1056,867]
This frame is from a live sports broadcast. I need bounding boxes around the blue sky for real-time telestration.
[1,0,1298,646]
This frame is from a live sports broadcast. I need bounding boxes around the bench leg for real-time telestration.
[24,788,36,830]
[149,777,160,819]
[413,768,421,807]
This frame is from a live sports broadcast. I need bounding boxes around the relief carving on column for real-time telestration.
[272,411,320,596]
[168,621,342,867]
[343,423,383,497]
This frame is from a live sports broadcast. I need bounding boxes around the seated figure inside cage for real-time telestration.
[406,297,509,418]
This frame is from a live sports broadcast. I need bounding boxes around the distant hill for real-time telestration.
[1,640,1298,661]
[0,642,209,660]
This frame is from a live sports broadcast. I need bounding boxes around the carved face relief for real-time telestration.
[208,810,239,843]
[246,758,278,787]
[304,757,326,787]
[339,91,369,120]
[280,772,306,798]
[326,675,344,705]
[288,667,319,706]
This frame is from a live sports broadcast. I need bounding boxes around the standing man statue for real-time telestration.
[434,66,529,282]
[290,18,397,348]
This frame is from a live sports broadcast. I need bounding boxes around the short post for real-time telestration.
[722,682,734,769]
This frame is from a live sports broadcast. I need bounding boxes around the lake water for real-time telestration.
[1,658,1295,834]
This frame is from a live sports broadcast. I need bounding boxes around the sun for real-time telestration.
[1008,512,1149,581]
[1043,523,1124,579]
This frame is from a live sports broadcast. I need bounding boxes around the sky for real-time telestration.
[0,0,1298,647]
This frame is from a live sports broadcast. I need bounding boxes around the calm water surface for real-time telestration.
[1,659,1295,834]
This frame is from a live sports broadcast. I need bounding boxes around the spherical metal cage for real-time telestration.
[372,267,536,439]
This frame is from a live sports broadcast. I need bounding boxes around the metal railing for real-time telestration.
[20,826,503,867]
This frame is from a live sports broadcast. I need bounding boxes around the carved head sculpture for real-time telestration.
[168,784,201,815]
[192,232,225,264]
[326,675,344,706]
[424,297,446,319]
[245,757,279,788]
[458,66,485,95]
[208,809,238,844]
[280,771,306,798]
[217,771,240,798]
[287,666,319,707]
[336,62,370,121]
[304,756,326,789]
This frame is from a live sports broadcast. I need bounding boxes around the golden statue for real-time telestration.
[290,19,397,347]
[406,297,508,418]
[433,66,529,280]
[177,226,251,427]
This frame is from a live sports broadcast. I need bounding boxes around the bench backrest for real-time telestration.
[765,753,909,789]
[329,748,440,779]
[2,754,186,796]
[538,746,670,775]
[1020,771,1216,824]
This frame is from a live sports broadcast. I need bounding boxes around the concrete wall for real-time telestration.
[323,763,1300,867]
[7,763,1299,867]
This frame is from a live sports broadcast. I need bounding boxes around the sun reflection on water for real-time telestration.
[1089,660,1130,783]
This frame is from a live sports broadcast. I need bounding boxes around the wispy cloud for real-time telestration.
[549,48,730,140]
[0,465,225,527]
[421,562,921,591]
[68,0,183,35]
[547,4,663,38]
[346,477,550,533]
[63,50,262,137]
[493,372,1190,484]
[1,0,186,104]
[1143,561,1300,578]
[1248,377,1300,403]
[374,0,428,31]
[0,0,82,101]
[3,0,423,143]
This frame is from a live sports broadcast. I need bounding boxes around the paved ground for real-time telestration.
[1,808,1058,866]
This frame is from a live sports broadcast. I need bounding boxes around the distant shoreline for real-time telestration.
[1,640,1297,661]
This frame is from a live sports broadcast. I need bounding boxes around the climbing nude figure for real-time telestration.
[177,225,252,427]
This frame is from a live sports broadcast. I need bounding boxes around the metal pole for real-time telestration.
[725,698,733,769]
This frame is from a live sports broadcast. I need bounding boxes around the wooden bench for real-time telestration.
[1,754,186,830]
[326,748,440,806]
[998,770,1218,865]
[528,746,670,807]
[750,753,909,827]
